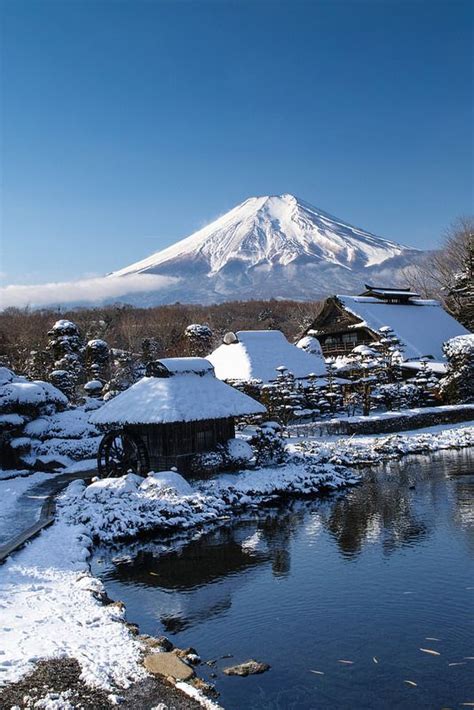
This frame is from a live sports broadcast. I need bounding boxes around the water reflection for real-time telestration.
[98,508,314,631]
[321,471,429,557]
[93,449,474,710]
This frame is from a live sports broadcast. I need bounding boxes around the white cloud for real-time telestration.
[0,273,179,310]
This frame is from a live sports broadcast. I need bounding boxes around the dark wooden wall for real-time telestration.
[128,417,235,471]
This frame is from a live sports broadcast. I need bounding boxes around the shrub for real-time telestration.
[249,422,287,466]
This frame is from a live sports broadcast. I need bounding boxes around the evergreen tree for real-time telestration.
[440,334,474,404]
[249,421,287,466]
[412,359,439,407]
[184,323,214,356]
[47,319,85,401]
[103,349,143,400]
[49,368,76,401]
[141,337,162,365]
[261,367,305,425]
[448,233,474,330]
[25,348,53,382]
[84,338,110,383]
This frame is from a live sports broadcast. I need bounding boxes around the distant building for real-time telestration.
[304,285,470,365]
[207,330,326,384]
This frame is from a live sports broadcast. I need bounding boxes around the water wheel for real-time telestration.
[97,429,150,478]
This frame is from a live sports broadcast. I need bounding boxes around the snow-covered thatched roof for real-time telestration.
[207,330,326,383]
[337,296,470,361]
[90,358,266,426]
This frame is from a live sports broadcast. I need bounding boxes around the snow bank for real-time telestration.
[291,424,474,466]
[58,462,358,543]
[0,521,145,688]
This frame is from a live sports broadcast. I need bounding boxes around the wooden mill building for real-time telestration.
[91,357,266,472]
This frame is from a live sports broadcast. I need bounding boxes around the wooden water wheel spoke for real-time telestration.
[97,429,149,478]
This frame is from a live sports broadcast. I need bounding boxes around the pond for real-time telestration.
[92,449,474,710]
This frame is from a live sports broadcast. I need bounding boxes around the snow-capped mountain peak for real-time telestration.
[113,194,415,277]
[110,194,422,305]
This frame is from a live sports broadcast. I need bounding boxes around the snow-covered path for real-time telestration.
[0,472,53,546]
[0,463,96,548]
[0,520,145,689]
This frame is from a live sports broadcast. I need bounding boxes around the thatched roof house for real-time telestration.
[91,357,265,472]
[207,330,326,384]
[305,286,470,362]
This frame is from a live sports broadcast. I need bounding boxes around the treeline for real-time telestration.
[0,298,323,375]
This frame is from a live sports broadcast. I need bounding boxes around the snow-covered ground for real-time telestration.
[0,520,145,689]
[288,422,474,466]
[58,462,357,543]
[0,421,472,701]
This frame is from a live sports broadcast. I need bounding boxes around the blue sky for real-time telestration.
[1,0,472,286]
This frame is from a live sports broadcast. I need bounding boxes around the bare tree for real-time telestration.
[406,216,473,328]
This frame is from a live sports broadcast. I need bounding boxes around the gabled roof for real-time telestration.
[338,295,470,361]
[207,330,326,383]
[90,358,266,426]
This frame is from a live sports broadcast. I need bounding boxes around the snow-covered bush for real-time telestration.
[0,366,102,470]
[84,379,104,398]
[218,437,254,470]
[50,369,77,402]
[296,335,323,357]
[184,323,214,356]
[249,421,287,466]
[189,450,224,476]
[0,367,67,468]
[0,367,67,416]
[440,334,474,404]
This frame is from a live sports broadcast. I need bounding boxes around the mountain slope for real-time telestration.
[110,194,423,304]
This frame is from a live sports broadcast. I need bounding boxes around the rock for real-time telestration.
[140,635,172,652]
[124,622,140,636]
[143,652,195,681]
[223,659,270,677]
[185,653,201,666]
[155,635,174,652]
[173,646,198,659]
[191,678,219,697]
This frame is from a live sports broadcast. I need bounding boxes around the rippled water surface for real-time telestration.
[92,449,474,709]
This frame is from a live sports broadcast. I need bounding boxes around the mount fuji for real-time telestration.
[110,194,423,305]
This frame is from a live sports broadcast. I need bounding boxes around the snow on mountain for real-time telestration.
[110,194,422,305]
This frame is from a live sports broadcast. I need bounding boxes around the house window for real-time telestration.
[342,333,357,344]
